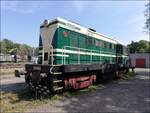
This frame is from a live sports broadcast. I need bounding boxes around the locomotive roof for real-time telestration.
[41,17,125,46]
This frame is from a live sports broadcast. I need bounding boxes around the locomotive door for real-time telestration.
[116,44,123,65]
[42,46,51,65]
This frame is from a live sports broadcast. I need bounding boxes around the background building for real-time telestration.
[129,53,150,68]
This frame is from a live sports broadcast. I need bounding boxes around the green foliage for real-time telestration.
[126,71,136,77]
[0,39,13,54]
[50,94,63,101]
[18,44,32,55]
[127,40,150,53]
[122,71,136,80]
[0,38,38,56]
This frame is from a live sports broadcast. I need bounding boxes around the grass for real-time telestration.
[0,88,81,112]
[0,89,51,113]
[50,94,63,101]
[121,71,137,80]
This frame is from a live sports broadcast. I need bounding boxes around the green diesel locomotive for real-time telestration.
[16,17,129,96]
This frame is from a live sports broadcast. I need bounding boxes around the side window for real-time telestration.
[79,34,86,48]
[109,43,112,49]
[104,41,107,48]
[92,38,95,45]
[100,41,102,48]
[107,43,109,48]
[95,40,102,47]
[70,32,78,47]
[86,37,92,46]
[95,40,99,47]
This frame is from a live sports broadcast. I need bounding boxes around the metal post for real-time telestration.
[61,47,64,65]
[78,48,80,64]
[90,50,92,63]
[63,47,66,65]
[100,49,101,64]
[51,45,53,66]
[33,47,35,58]
[42,47,44,64]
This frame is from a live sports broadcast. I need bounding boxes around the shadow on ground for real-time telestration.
[1,68,150,113]
[32,68,150,113]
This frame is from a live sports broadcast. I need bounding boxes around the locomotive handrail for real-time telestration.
[61,45,116,65]
[62,46,96,64]
[38,45,115,65]
[50,45,54,66]
[63,46,115,55]
[42,46,44,64]
[64,47,65,64]
[38,45,54,65]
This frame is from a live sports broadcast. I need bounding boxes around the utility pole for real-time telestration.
[148,0,150,41]
[32,47,35,63]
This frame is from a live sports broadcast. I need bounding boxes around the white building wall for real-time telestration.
[129,53,150,68]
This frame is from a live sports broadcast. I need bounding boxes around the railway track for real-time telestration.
[0,63,31,69]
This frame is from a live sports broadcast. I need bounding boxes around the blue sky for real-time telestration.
[1,1,148,47]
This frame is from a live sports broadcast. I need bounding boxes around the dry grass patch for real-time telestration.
[0,89,49,113]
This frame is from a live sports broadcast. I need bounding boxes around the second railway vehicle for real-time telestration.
[15,17,129,95]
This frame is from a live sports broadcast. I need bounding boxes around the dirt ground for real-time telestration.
[0,68,150,113]
[0,74,25,92]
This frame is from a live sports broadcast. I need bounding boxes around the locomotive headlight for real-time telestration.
[43,19,49,26]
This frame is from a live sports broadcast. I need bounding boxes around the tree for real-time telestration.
[127,40,150,53]
[137,40,149,52]
[127,41,138,53]
[0,39,14,54]
[0,38,37,56]
[9,48,18,55]
[18,44,32,56]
